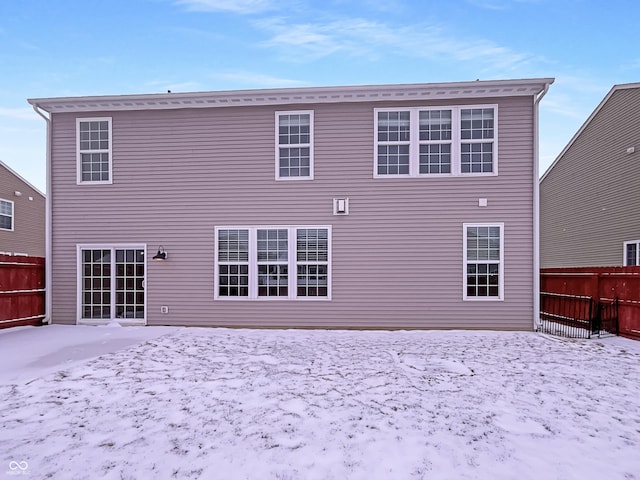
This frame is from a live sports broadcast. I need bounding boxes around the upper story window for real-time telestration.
[0,199,14,231]
[624,240,640,266]
[215,226,330,300]
[77,117,112,184]
[374,106,497,178]
[275,111,314,180]
[463,223,504,301]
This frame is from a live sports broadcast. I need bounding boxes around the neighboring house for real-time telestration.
[0,160,45,257]
[540,82,640,268]
[28,78,553,329]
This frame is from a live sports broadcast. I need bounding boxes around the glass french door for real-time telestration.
[79,246,145,322]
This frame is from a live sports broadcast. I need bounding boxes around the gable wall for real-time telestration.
[0,163,45,257]
[540,88,640,267]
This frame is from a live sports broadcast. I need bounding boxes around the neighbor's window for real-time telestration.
[375,106,497,177]
[77,117,112,184]
[276,111,313,180]
[464,224,504,300]
[624,240,640,266]
[215,226,331,300]
[0,199,13,231]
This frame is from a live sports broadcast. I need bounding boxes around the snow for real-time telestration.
[1,326,639,479]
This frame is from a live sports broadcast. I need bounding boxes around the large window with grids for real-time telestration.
[275,111,313,180]
[624,240,640,266]
[374,106,497,177]
[0,199,13,231]
[463,224,504,300]
[77,117,112,184]
[215,226,330,300]
[77,245,145,322]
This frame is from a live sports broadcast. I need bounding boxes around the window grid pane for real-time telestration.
[218,229,250,297]
[466,226,501,298]
[278,113,311,179]
[257,229,288,297]
[377,145,410,175]
[297,229,329,297]
[377,111,410,142]
[279,147,310,178]
[419,110,452,141]
[81,249,111,319]
[461,108,494,140]
[0,200,12,230]
[279,114,310,145]
[461,143,493,173]
[79,120,110,182]
[419,144,451,174]
[114,249,145,319]
[626,243,638,266]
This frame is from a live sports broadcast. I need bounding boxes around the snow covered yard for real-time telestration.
[1,326,639,480]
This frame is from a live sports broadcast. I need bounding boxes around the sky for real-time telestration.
[1,0,639,193]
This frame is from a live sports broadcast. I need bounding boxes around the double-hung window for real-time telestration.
[77,117,112,184]
[215,226,330,300]
[624,240,640,266]
[276,111,314,180]
[463,223,504,300]
[374,106,497,177]
[0,199,13,231]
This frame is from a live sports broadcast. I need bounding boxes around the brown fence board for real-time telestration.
[541,266,640,339]
[0,253,45,328]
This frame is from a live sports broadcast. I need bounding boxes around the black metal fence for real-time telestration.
[539,292,619,339]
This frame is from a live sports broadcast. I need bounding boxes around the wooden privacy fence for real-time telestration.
[541,266,640,340]
[0,253,45,329]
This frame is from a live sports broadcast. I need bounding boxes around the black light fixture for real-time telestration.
[152,246,167,261]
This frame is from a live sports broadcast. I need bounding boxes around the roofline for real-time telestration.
[0,160,45,198]
[28,77,554,114]
[540,82,640,182]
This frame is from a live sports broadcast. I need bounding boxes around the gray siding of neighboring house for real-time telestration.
[540,87,640,268]
[0,162,45,257]
[49,95,536,329]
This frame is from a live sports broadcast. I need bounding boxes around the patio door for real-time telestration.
[78,245,146,324]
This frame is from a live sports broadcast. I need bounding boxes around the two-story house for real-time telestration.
[0,160,45,257]
[29,78,553,329]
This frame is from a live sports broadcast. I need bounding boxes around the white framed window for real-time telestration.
[275,111,314,180]
[463,223,504,301]
[77,117,112,184]
[374,106,497,177]
[215,226,331,300]
[624,240,640,266]
[0,199,14,231]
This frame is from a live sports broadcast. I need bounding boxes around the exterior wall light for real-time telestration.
[152,246,167,261]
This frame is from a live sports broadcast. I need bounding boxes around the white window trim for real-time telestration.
[275,110,314,181]
[76,117,113,185]
[623,240,640,266]
[0,198,14,231]
[463,223,504,301]
[214,225,332,301]
[76,243,147,325]
[373,105,498,178]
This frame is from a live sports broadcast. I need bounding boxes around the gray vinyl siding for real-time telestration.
[0,163,45,257]
[540,87,640,268]
[50,95,536,329]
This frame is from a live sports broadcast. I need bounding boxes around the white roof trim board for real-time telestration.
[540,82,640,182]
[28,78,554,113]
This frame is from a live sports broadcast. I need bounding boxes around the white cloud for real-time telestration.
[175,0,274,14]
[257,17,536,71]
